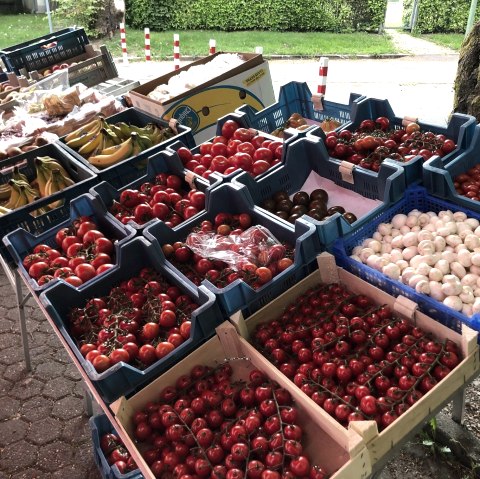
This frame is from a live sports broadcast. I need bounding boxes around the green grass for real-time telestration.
[414,33,464,51]
[98,30,397,59]
[0,14,397,59]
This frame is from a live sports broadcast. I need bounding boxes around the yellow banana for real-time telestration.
[8,184,29,210]
[34,159,50,197]
[78,131,103,158]
[64,118,102,143]
[4,181,20,209]
[66,123,102,149]
[23,185,41,205]
[0,205,12,215]
[36,157,71,180]
[0,183,11,201]
[89,137,133,169]
[44,169,67,208]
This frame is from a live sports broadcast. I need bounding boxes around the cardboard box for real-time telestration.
[128,52,276,143]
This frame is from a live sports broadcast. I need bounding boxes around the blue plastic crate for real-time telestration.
[1,28,90,74]
[58,107,195,183]
[39,237,222,403]
[331,97,477,186]
[233,133,405,247]
[423,124,480,211]
[89,147,222,233]
[167,110,307,185]
[90,414,143,479]
[144,182,319,317]
[332,185,480,338]
[3,193,136,294]
[0,142,98,265]
[236,81,364,135]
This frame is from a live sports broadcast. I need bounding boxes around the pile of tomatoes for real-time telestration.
[70,266,199,373]
[110,173,206,227]
[161,213,294,290]
[100,430,138,474]
[175,120,283,179]
[454,165,480,202]
[131,362,330,479]
[251,283,460,431]
[325,117,457,171]
[22,216,116,287]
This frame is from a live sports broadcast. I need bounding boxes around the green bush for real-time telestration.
[125,0,387,32]
[403,0,480,33]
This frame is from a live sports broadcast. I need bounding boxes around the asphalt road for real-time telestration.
[116,54,460,126]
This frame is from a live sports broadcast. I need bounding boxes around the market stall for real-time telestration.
[1,26,480,479]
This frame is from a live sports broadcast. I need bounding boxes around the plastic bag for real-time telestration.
[186,225,286,271]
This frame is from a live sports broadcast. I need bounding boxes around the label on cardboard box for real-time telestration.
[130,60,275,144]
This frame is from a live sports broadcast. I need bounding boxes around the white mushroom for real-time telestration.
[382,263,401,280]
[443,296,463,311]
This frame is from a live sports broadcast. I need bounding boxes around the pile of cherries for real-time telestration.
[261,188,357,225]
[161,213,294,290]
[325,117,457,171]
[70,266,199,373]
[251,283,460,431]
[110,173,206,226]
[131,362,330,479]
[175,119,283,179]
[454,164,480,202]
[22,216,116,287]
[100,429,138,474]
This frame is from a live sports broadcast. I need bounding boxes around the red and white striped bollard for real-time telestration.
[120,22,128,64]
[144,28,151,61]
[173,34,180,70]
[317,56,328,96]
[209,39,216,55]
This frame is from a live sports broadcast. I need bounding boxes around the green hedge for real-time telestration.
[125,0,387,32]
[403,0,480,33]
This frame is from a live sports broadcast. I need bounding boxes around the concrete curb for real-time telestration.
[112,52,459,63]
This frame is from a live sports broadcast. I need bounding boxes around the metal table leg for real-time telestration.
[0,256,32,372]
[451,386,466,424]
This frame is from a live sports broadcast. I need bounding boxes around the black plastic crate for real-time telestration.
[0,142,97,264]
[1,28,90,74]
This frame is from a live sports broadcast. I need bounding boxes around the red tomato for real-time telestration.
[221,120,240,139]
[75,263,97,282]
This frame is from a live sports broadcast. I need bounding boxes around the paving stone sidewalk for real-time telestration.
[0,270,100,479]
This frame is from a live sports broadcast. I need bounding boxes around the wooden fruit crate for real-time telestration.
[111,322,372,479]
[229,252,480,471]
[29,45,117,89]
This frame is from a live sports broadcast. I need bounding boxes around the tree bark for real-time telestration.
[454,21,480,120]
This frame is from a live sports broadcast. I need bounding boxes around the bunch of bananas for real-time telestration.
[64,117,177,169]
[0,156,74,216]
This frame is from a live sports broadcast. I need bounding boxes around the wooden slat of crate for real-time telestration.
[111,324,371,479]
[231,252,480,471]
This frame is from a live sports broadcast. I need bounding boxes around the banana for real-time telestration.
[88,137,133,169]
[4,180,21,209]
[6,183,29,210]
[36,157,70,180]
[44,169,70,208]
[78,131,103,157]
[0,205,12,215]
[117,122,133,139]
[66,122,102,149]
[0,183,11,201]
[23,185,41,205]
[137,134,154,150]
[34,159,50,197]
[64,118,102,144]
[109,123,128,141]
[130,132,143,157]
[12,166,29,184]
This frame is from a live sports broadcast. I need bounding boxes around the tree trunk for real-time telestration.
[454,21,480,119]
